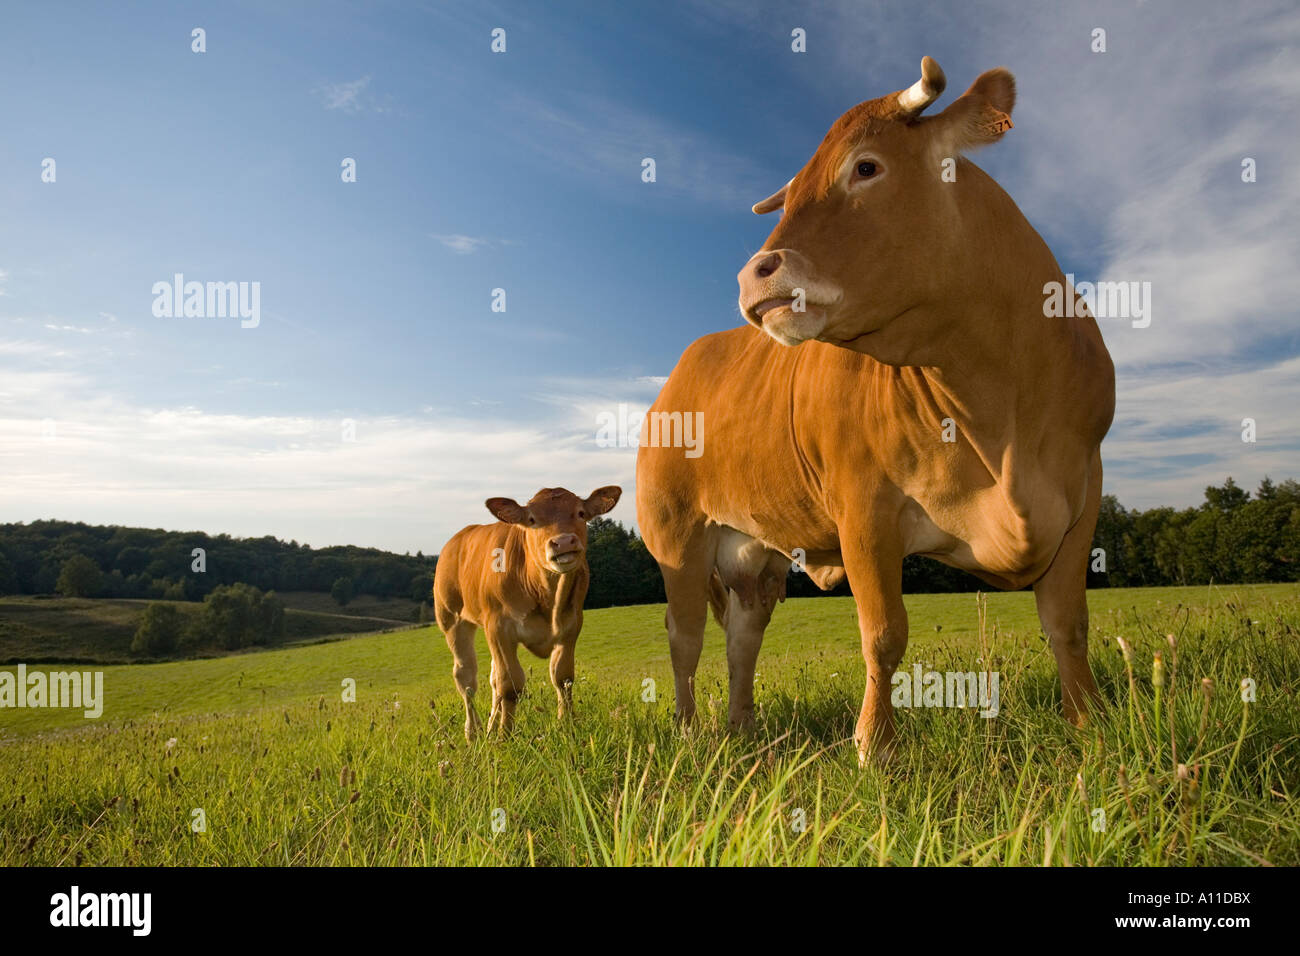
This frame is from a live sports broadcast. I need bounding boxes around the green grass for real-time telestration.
[0,595,412,665]
[1,584,1296,865]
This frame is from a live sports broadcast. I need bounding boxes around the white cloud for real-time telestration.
[1103,354,1300,508]
[0,349,650,552]
[429,233,509,255]
[315,76,375,113]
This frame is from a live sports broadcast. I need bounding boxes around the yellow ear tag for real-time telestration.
[986,110,1014,135]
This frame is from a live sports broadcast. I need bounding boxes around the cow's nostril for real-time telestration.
[754,252,782,279]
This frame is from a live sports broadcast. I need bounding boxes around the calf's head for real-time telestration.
[738,57,1018,362]
[486,486,622,574]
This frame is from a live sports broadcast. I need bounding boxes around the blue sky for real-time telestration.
[2,0,1297,553]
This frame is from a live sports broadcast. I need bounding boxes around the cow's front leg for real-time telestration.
[485,623,526,737]
[1034,455,1104,726]
[657,532,715,727]
[842,522,908,766]
[549,637,576,720]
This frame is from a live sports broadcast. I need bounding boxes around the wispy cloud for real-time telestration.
[499,90,774,209]
[429,233,514,255]
[314,75,391,114]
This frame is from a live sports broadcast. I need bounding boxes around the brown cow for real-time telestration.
[433,486,622,740]
[636,58,1115,764]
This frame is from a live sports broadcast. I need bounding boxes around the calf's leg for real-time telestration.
[486,624,526,736]
[444,619,482,741]
[549,638,576,719]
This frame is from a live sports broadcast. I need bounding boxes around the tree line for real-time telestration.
[1,476,1296,613]
[511,475,1300,605]
[0,520,434,603]
[1091,476,1300,587]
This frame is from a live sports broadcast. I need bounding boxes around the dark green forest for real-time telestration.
[1,476,1297,612]
[0,523,435,604]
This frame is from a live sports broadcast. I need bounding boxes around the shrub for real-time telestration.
[132,602,186,656]
[331,577,354,607]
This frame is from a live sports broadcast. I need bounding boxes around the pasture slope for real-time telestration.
[0,594,415,665]
[1,584,1296,865]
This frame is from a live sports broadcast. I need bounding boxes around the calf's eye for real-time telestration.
[578,510,587,519]
[856,161,877,178]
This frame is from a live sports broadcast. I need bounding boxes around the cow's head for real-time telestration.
[738,57,1018,363]
[485,486,622,574]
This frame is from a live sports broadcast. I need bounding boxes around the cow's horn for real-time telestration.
[896,55,946,116]
[752,178,792,215]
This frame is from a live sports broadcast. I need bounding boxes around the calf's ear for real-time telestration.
[929,67,1016,154]
[486,497,529,524]
[583,486,623,517]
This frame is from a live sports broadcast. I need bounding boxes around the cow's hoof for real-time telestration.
[855,727,897,768]
[727,714,757,735]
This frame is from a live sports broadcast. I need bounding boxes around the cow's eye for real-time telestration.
[527,516,536,526]
[578,510,587,520]
[856,161,878,178]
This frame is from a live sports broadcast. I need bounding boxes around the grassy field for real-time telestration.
[276,591,423,623]
[1,583,1296,865]
[0,595,414,665]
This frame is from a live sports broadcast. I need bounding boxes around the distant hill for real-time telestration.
[0,595,413,665]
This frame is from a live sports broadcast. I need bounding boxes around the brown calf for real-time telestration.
[433,486,622,740]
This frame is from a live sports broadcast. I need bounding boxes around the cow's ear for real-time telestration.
[486,497,529,524]
[582,486,622,518]
[929,68,1016,153]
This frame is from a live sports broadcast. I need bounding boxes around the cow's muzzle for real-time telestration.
[737,248,838,346]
